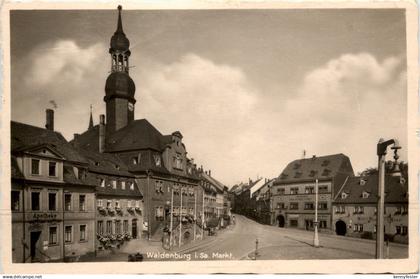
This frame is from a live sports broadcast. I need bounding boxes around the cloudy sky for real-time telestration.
[11,8,407,186]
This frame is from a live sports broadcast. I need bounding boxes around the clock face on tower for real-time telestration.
[128,102,134,111]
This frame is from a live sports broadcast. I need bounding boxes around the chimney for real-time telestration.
[99,114,105,153]
[209,170,211,177]
[45,109,54,131]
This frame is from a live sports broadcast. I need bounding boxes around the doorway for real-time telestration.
[335,220,347,236]
[132,219,137,239]
[277,215,285,228]
[30,231,41,262]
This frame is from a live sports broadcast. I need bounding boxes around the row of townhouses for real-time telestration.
[10,7,231,263]
[230,153,408,244]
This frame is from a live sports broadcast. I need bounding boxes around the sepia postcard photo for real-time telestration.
[0,0,418,274]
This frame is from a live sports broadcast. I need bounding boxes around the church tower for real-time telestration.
[104,6,136,134]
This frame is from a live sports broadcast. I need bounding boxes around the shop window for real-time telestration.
[79,195,86,211]
[80,225,86,241]
[31,159,40,175]
[48,192,57,211]
[123,220,129,233]
[49,226,58,245]
[31,191,40,211]
[11,191,20,211]
[48,161,57,177]
[65,226,73,243]
[64,194,72,211]
[290,219,298,227]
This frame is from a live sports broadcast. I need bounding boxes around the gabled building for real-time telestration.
[251,179,273,225]
[71,6,201,245]
[11,113,96,263]
[332,174,408,244]
[271,154,354,230]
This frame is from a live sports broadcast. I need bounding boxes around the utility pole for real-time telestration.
[194,188,197,241]
[376,138,399,259]
[179,186,183,248]
[202,189,205,239]
[313,179,319,248]
[170,188,174,249]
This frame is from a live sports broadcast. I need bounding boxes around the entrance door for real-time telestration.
[277,215,285,228]
[132,220,137,239]
[30,231,42,262]
[335,220,347,236]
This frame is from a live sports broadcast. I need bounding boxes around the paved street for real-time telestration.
[174,215,408,261]
[79,214,408,262]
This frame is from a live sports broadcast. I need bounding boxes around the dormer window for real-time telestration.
[95,162,100,166]
[280,173,288,180]
[128,181,134,190]
[294,172,302,178]
[309,170,317,177]
[362,191,370,199]
[154,155,161,167]
[100,178,105,187]
[293,163,300,170]
[322,169,331,176]
[341,192,348,199]
[132,157,138,165]
[115,164,120,170]
[121,181,126,190]
[359,179,366,186]
[112,180,117,189]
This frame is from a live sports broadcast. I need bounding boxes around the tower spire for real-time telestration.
[88,105,94,129]
[117,5,123,33]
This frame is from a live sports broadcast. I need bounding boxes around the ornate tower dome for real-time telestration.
[104,6,136,134]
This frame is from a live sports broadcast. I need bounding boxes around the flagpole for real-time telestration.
[170,188,174,248]
[179,186,183,248]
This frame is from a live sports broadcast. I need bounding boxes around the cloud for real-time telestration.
[12,40,108,133]
[135,54,258,184]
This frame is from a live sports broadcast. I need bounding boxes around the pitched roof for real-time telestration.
[201,172,226,193]
[11,156,24,179]
[274,153,354,184]
[334,174,408,204]
[11,121,87,164]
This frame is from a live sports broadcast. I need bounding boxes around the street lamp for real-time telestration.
[376,138,400,259]
[313,179,319,248]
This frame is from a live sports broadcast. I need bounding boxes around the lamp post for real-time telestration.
[313,179,319,248]
[376,138,400,259]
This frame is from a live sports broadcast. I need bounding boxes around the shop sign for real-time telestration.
[31,213,59,221]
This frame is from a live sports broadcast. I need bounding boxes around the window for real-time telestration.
[49,226,58,245]
[31,192,40,211]
[79,195,86,211]
[305,220,314,228]
[11,191,20,211]
[277,188,285,195]
[396,226,401,234]
[319,220,327,228]
[97,199,103,207]
[115,200,120,208]
[155,207,164,220]
[174,154,182,169]
[135,200,140,208]
[65,226,73,243]
[64,194,72,211]
[358,224,363,232]
[100,179,105,188]
[341,192,348,199]
[304,203,314,210]
[305,187,314,194]
[115,220,121,234]
[373,225,377,233]
[290,220,298,227]
[290,203,299,210]
[48,161,57,177]
[132,157,138,165]
[123,220,128,233]
[98,221,104,234]
[48,192,57,211]
[290,188,299,195]
[318,203,328,210]
[362,191,370,199]
[31,159,40,175]
[106,220,112,234]
[80,225,86,241]
[112,180,117,189]
[154,154,162,167]
[121,181,126,190]
[276,203,285,209]
[402,226,408,235]
[353,224,358,232]
[319,185,328,193]
[129,182,134,190]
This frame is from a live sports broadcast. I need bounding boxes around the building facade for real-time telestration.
[11,118,96,263]
[271,154,354,231]
[332,174,408,244]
